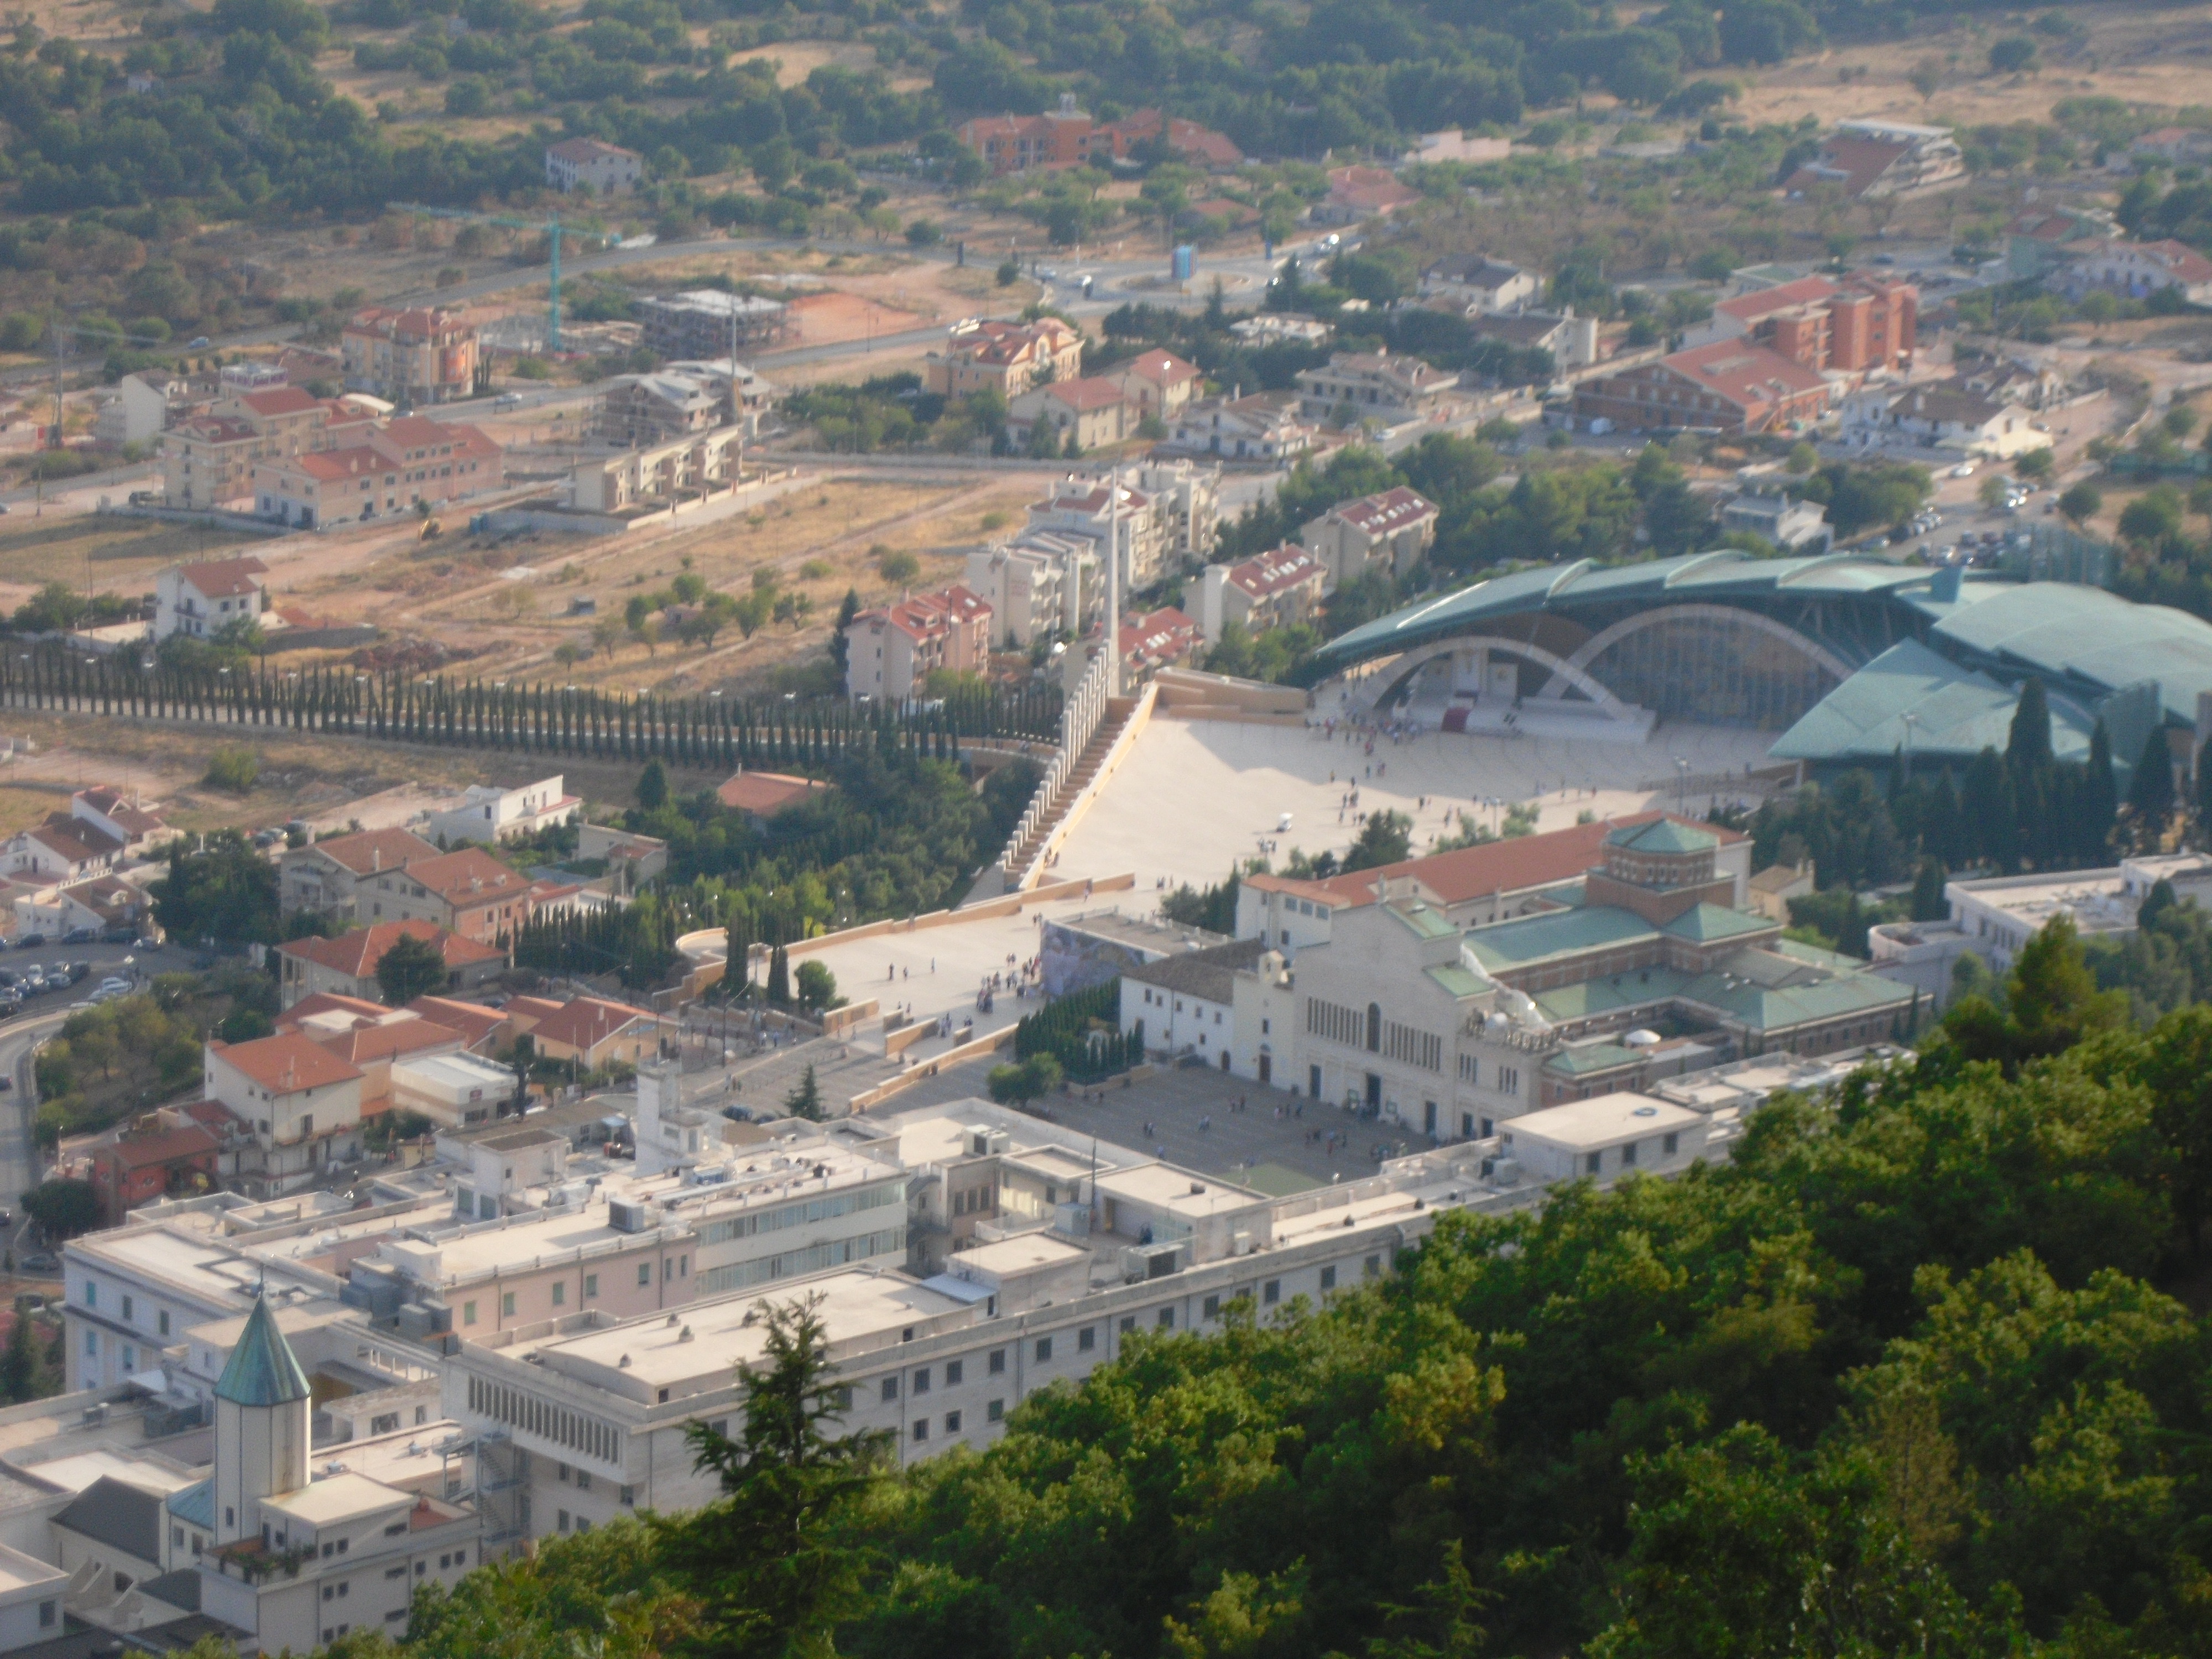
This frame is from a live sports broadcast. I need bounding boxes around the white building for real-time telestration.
[1295,352,1461,425]
[965,539,1088,646]
[1839,381,2054,458]
[204,1032,367,1198]
[424,776,581,847]
[155,557,271,642]
[390,1051,520,1129]
[1300,487,1439,589]
[1162,390,1318,463]
[2062,238,2212,307]
[1493,1093,1708,1184]
[1418,255,1540,313]
[545,137,643,195]
[1719,492,1832,551]
[93,372,185,448]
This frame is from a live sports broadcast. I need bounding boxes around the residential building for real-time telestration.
[1005,376,1134,452]
[156,557,270,641]
[1680,273,1918,374]
[1719,492,1832,550]
[1495,1094,1709,1183]
[253,415,503,529]
[1312,165,1420,224]
[1025,475,1172,592]
[964,539,1086,646]
[1131,459,1222,571]
[2062,238,2212,306]
[356,848,558,943]
[526,997,669,1071]
[2,814,125,883]
[634,293,789,359]
[425,776,581,848]
[1300,487,1439,589]
[1747,859,1815,922]
[2007,205,2121,282]
[1095,108,1243,171]
[2128,125,2212,166]
[1106,349,1200,421]
[571,426,745,514]
[545,137,644,194]
[1120,939,1266,1062]
[1197,545,1328,642]
[1295,352,1460,425]
[594,363,773,445]
[1116,606,1201,681]
[1419,256,1540,312]
[713,771,831,823]
[390,1051,520,1128]
[1163,389,1318,463]
[70,786,169,855]
[957,94,1108,173]
[162,387,375,510]
[842,586,993,702]
[93,371,186,446]
[340,307,478,405]
[924,317,1084,400]
[280,828,442,917]
[1838,380,2054,458]
[12,872,151,940]
[204,1032,368,1197]
[87,1113,224,1224]
[286,1005,474,1119]
[276,922,507,1009]
[575,823,669,892]
[1456,308,1598,371]
[1782,118,1968,199]
[1572,340,1835,436]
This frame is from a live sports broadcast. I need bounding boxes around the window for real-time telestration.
[463,1301,477,1327]
[557,1511,570,1534]
[39,1602,55,1629]
[551,1282,566,1307]
[558,1464,571,1484]
[945,1360,963,1385]
[1156,1307,1174,1329]
[912,1366,931,1394]
[620,1486,636,1507]
[1620,1140,1638,1167]
[576,1471,591,1491]
[1663,1131,1679,1156]
[121,1295,133,1321]
[912,1418,929,1442]
[987,1399,1004,1422]
[880,1377,899,1403]
[945,1410,962,1433]
[386,1566,408,1581]
[84,1284,95,1308]
[84,1331,96,1358]
[1263,1279,1280,1305]
[1585,1152,1602,1175]
[585,1274,598,1299]
[158,1310,170,1337]
[657,1389,669,1404]
[988,1348,1006,1375]
[1319,1266,1337,1291]
[502,1292,516,1318]
[173,1527,184,1549]
[1202,1295,1220,1319]
[638,1264,652,1286]
[1499,1067,1519,1095]
[1034,1336,1052,1362]
[1077,1326,1095,1352]
[1364,1255,1381,1279]
[1120,1315,1136,1334]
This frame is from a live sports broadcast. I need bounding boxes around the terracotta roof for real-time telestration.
[1118,606,1199,667]
[175,557,268,599]
[1326,165,1419,212]
[313,1018,465,1067]
[1714,275,1839,324]
[21,817,122,866]
[1787,134,1908,198]
[288,448,387,483]
[279,920,504,980]
[106,1123,221,1171]
[212,1032,363,1094]
[1659,341,1830,412]
[56,875,147,922]
[74,788,165,836]
[716,771,831,816]
[1037,375,1128,413]
[549,136,640,163]
[300,827,441,877]
[2132,239,2212,283]
[500,995,567,1025]
[1119,349,1199,388]
[235,387,321,419]
[1244,811,1744,911]
[1327,486,1438,536]
[403,996,510,1047]
[400,848,530,907]
[530,995,659,1052]
[1227,546,1325,600]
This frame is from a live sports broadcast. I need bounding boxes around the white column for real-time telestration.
[1105,466,1122,697]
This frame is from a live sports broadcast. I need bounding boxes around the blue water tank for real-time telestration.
[1171,244,1195,282]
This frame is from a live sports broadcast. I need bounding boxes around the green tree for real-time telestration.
[793,960,841,1013]
[1341,810,1413,872]
[784,1063,823,1121]
[638,758,670,812]
[653,1295,893,1658]
[202,747,259,794]
[1910,855,1947,922]
[21,1179,97,1241]
[2127,726,2177,847]
[152,831,281,946]
[1988,35,2038,73]
[987,1052,1063,1106]
[0,1305,43,1403]
[375,932,450,1005]
[2058,482,2103,525]
[766,943,791,1006]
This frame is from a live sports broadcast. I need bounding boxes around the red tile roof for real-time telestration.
[236,387,321,419]
[302,827,441,877]
[313,1019,465,1067]
[549,137,640,163]
[1326,165,1419,212]
[1042,376,1131,413]
[1660,341,1830,411]
[212,1032,363,1094]
[1227,546,1325,600]
[1327,486,1438,536]
[716,771,830,816]
[403,996,510,1047]
[278,920,504,980]
[106,1124,221,1171]
[175,557,269,599]
[530,996,659,1052]
[1245,811,1746,911]
[1714,275,1840,324]
[1119,349,1199,389]
[400,849,530,907]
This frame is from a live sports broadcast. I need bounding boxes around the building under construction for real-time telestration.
[637,290,790,360]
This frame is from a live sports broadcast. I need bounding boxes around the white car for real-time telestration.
[1951,462,1977,478]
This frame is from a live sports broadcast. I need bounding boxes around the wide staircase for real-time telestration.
[1002,693,1142,886]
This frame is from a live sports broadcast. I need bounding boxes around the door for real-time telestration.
[1365,1073,1382,1114]
[1258,1053,1271,1084]
[1423,1100,1438,1138]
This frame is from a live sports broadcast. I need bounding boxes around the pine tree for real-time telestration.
[0,1303,39,1403]
[784,1065,823,1121]
[2129,726,2178,849]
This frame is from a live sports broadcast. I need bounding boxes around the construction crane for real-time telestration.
[391,203,609,354]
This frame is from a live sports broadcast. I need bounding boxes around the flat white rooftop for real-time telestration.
[1501,1093,1700,1151]
[262,1470,413,1527]
[0,1541,65,1597]
[947,1234,1088,1278]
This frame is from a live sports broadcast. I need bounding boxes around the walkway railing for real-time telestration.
[996,651,1111,887]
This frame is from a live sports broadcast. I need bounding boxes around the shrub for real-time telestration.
[202,747,259,793]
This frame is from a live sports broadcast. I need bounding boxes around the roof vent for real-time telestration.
[618,1354,632,1368]
[678,1326,694,1342]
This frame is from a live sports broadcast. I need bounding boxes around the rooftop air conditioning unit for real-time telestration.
[1120,1241,1183,1284]
[607,1199,654,1234]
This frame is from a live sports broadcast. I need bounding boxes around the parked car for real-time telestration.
[14,934,45,951]
[61,927,96,945]
[67,963,90,984]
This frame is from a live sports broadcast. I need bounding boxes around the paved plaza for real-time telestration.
[866,1053,1410,1190]
[1050,712,1777,894]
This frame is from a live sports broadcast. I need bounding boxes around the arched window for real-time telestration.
[1366,1003,1381,1053]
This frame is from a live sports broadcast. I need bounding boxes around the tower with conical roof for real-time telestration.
[212,1292,311,1546]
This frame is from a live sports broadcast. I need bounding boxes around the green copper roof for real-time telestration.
[1661,903,1777,943]
[1606,818,1719,855]
[1425,964,1490,999]
[216,1294,311,1408]
[1545,1042,1642,1076]
[1387,902,1458,941]
[1463,905,1653,971]
[1769,638,2097,767]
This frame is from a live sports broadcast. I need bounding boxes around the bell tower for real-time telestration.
[212,1292,311,1545]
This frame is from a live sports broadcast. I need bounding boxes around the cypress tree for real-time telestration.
[1961,748,2007,869]
[1910,855,1947,921]
[2128,726,2177,848]
[2195,736,2212,848]
[766,943,791,1006]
